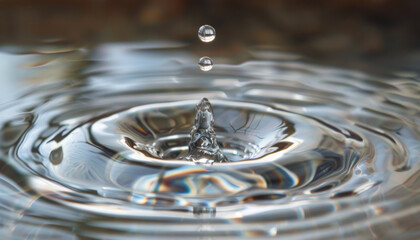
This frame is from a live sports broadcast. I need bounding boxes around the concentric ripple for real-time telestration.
[0,43,419,239]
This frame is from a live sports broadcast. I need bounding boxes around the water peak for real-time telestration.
[185,98,228,164]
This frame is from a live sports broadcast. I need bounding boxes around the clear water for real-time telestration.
[0,42,419,239]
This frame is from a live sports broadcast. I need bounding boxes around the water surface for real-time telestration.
[0,42,419,239]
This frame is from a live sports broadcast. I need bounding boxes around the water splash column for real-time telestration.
[185,98,228,164]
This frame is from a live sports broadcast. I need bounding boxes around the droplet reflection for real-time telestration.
[198,25,216,43]
[198,56,213,72]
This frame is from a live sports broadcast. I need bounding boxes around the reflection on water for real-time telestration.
[0,42,419,239]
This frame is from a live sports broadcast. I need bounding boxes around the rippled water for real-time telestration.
[0,42,419,239]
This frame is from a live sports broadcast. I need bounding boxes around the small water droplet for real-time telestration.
[49,146,63,165]
[198,25,216,43]
[198,56,213,72]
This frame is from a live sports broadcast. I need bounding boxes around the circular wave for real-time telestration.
[0,43,419,239]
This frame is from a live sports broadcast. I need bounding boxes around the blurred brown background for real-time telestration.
[1,0,419,70]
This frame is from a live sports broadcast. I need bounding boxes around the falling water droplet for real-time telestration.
[198,56,214,72]
[198,25,216,43]
[185,98,228,164]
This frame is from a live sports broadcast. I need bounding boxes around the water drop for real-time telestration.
[185,98,228,164]
[49,146,63,165]
[198,56,213,72]
[198,25,216,43]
